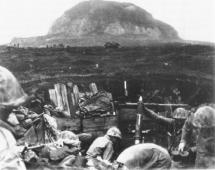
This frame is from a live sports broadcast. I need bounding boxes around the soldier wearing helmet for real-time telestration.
[116,143,172,170]
[136,101,192,159]
[192,106,215,128]
[86,127,122,165]
[176,107,198,166]
[178,105,215,168]
[106,126,122,139]
[172,107,189,119]
[192,106,215,168]
[0,66,29,170]
[178,107,198,152]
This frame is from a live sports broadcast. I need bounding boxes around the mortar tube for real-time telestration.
[134,113,142,144]
[134,96,143,144]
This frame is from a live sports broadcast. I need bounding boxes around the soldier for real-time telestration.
[86,127,122,165]
[116,143,172,170]
[0,66,30,170]
[178,105,215,168]
[178,107,197,160]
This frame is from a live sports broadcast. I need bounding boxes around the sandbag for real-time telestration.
[49,146,79,161]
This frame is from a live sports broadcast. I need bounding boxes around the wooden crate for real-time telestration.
[55,117,81,132]
[82,115,118,136]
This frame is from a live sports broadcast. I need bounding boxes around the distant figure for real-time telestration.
[104,42,120,49]
[116,143,172,170]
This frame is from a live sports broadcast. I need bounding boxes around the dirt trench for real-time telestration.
[22,73,214,108]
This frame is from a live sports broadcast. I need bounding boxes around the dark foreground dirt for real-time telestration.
[0,42,214,105]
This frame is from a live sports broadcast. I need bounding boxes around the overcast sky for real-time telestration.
[0,0,214,45]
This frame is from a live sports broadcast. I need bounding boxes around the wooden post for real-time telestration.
[71,93,76,106]
[54,83,71,117]
[54,84,63,111]
[73,85,80,110]
[60,84,70,117]
[49,89,58,107]
[69,92,77,116]
[124,80,128,97]
[66,82,76,117]
[89,82,98,95]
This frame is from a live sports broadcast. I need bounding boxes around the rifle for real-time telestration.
[21,141,60,156]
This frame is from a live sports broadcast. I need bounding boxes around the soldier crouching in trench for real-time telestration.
[86,127,122,167]
[86,127,171,170]
[91,144,172,170]
[115,143,172,170]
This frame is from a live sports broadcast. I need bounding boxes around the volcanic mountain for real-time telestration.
[11,0,180,47]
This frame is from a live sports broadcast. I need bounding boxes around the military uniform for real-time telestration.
[86,127,121,164]
[195,126,215,168]
[86,135,114,161]
[180,112,198,150]
[180,106,215,168]
[117,143,172,169]
[0,126,26,170]
[192,106,215,168]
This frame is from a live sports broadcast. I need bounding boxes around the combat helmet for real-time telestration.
[193,106,215,128]
[172,107,189,119]
[106,127,122,139]
[0,66,28,107]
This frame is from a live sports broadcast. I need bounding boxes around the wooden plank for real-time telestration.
[73,85,79,105]
[82,116,118,133]
[60,84,70,117]
[49,89,57,107]
[55,117,81,132]
[89,82,98,95]
[54,84,64,110]
[68,92,76,117]
[124,80,128,96]
[118,108,150,122]
[67,82,75,117]
[54,83,70,117]
[71,93,76,106]
[104,116,118,127]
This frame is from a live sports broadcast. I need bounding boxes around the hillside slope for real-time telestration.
[11,0,180,47]
[49,1,179,39]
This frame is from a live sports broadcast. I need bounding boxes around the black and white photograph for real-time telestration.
[0,0,214,169]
